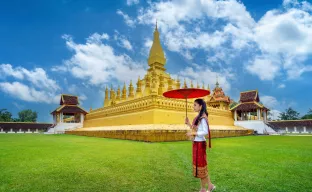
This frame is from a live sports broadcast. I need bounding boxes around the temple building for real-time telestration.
[206,78,231,110]
[67,25,251,141]
[230,90,274,134]
[48,94,88,134]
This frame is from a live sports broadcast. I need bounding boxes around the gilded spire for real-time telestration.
[183,79,187,88]
[128,80,134,98]
[104,86,109,107]
[197,81,200,88]
[216,75,219,88]
[207,84,211,95]
[148,23,166,67]
[136,76,142,98]
[202,82,205,89]
[190,80,194,88]
[176,77,181,89]
[116,85,121,101]
[110,84,114,100]
[122,82,127,100]
[105,86,109,99]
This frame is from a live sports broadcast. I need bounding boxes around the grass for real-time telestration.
[0,134,311,192]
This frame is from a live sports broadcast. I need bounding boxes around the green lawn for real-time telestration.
[0,134,311,192]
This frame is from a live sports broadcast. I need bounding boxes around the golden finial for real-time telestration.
[190,80,194,88]
[202,82,205,89]
[184,78,187,88]
[176,76,181,89]
[128,80,134,98]
[117,85,121,100]
[197,81,200,88]
[216,75,219,87]
[122,82,127,100]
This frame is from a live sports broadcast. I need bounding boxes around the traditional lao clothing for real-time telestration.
[191,115,211,178]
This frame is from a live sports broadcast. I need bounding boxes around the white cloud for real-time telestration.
[131,0,312,82]
[0,64,60,91]
[261,95,279,109]
[12,102,24,110]
[278,84,286,88]
[302,1,312,11]
[251,4,312,80]
[283,0,299,7]
[79,94,87,101]
[120,38,133,51]
[0,64,24,79]
[268,109,282,120]
[0,64,61,104]
[176,64,233,92]
[114,31,133,51]
[60,33,146,86]
[0,82,59,104]
[246,55,281,81]
[117,10,136,27]
[127,0,139,6]
[137,0,255,53]
[51,65,67,72]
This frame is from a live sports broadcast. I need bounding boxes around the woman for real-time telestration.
[185,98,216,192]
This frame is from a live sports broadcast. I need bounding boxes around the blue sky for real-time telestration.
[1,0,312,122]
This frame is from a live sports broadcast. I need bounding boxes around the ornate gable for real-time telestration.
[240,90,259,103]
[60,94,79,105]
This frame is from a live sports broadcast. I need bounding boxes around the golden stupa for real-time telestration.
[68,24,251,141]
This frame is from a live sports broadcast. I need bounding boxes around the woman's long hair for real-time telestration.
[194,98,208,126]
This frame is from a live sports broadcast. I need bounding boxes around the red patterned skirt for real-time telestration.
[192,141,208,178]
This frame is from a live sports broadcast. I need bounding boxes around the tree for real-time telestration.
[230,101,238,109]
[301,108,312,119]
[18,109,37,122]
[0,109,13,122]
[278,107,300,120]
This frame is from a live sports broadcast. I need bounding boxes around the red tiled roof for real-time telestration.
[240,90,259,102]
[209,87,230,103]
[60,95,79,105]
[268,120,312,127]
[230,102,268,111]
[51,105,88,114]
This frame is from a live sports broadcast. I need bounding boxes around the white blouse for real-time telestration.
[194,118,209,141]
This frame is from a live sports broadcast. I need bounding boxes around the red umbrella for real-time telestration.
[163,88,210,117]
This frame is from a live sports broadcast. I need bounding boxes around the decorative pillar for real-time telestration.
[80,114,84,124]
[234,110,237,121]
[294,126,297,133]
[257,109,260,120]
[303,126,307,133]
[285,127,288,132]
[60,112,63,123]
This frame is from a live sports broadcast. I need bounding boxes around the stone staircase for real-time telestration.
[234,120,276,134]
